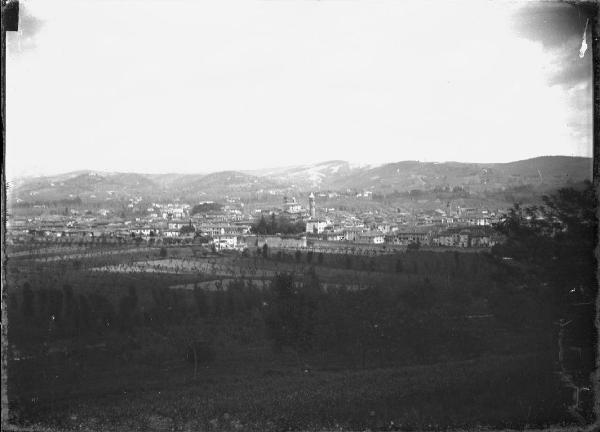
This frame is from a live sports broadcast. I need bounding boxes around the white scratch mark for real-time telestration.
[579,18,588,59]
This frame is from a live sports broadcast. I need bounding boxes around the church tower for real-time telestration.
[308,192,316,218]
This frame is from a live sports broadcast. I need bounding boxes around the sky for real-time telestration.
[6,0,594,179]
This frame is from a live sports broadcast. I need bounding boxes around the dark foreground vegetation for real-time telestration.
[5,183,597,431]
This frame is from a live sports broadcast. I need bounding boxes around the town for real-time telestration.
[7,191,508,254]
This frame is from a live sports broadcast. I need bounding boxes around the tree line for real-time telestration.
[251,214,306,235]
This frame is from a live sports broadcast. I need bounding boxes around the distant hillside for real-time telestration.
[317,156,592,192]
[9,171,159,202]
[8,156,592,205]
[9,170,287,204]
[482,156,592,185]
[162,171,287,199]
[244,160,373,189]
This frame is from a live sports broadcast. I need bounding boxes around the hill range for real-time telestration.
[7,156,593,204]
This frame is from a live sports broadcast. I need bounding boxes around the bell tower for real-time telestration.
[308,192,316,218]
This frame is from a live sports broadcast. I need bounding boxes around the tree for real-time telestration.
[395,258,403,273]
[193,286,209,316]
[118,285,138,333]
[44,289,64,330]
[345,255,353,270]
[185,339,215,378]
[22,282,34,318]
[191,202,222,215]
[253,215,268,235]
[407,242,420,251]
[306,251,313,264]
[265,273,318,358]
[89,293,116,333]
[251,214,306,235]
[317,252,324,265]
[493,181,597,304]
[157,321,215,380]
[78,294,92,334]
[180,223,196,235]
[62,284,77,334]
[492,181,597,419]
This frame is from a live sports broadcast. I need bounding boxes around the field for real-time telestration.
[4,243,595,430]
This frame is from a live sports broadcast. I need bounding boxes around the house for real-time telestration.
[356,231,385,244]
[376,223,392,233]
[433,230,460,247]
[470,233,492,247]
[131,227,157,237]
[197,225,226,236]
[168,220,188,230]
[306,218,329,234]
[252,235,307,249]
[458,231,471,248]
[283,196,302,214]
[387,231,431,246]
[343,227,365,242]
[213,234,238,250]
[325,231,345,242]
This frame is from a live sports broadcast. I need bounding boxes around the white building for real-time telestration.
[213,234,238,250]
[283,196,302,214]
[306,218,329,234]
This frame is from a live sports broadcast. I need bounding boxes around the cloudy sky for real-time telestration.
[6,0,593,178]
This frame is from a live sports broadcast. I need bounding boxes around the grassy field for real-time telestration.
[9,350,573,431]
[4,244,595,430]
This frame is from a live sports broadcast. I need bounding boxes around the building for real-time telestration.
[343,227,365,242]
[386,231,431,246]
[458,231,471,248]
[432,231,460,247]
[167,220,189,230]
[283,196,302,214]
[131,227,158,237]
[306,218,329,234]
[325,231,345,242]
[356,231,385,244]
[251,235,307,249]
[308,192,316,218]
[213,234,238,250]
